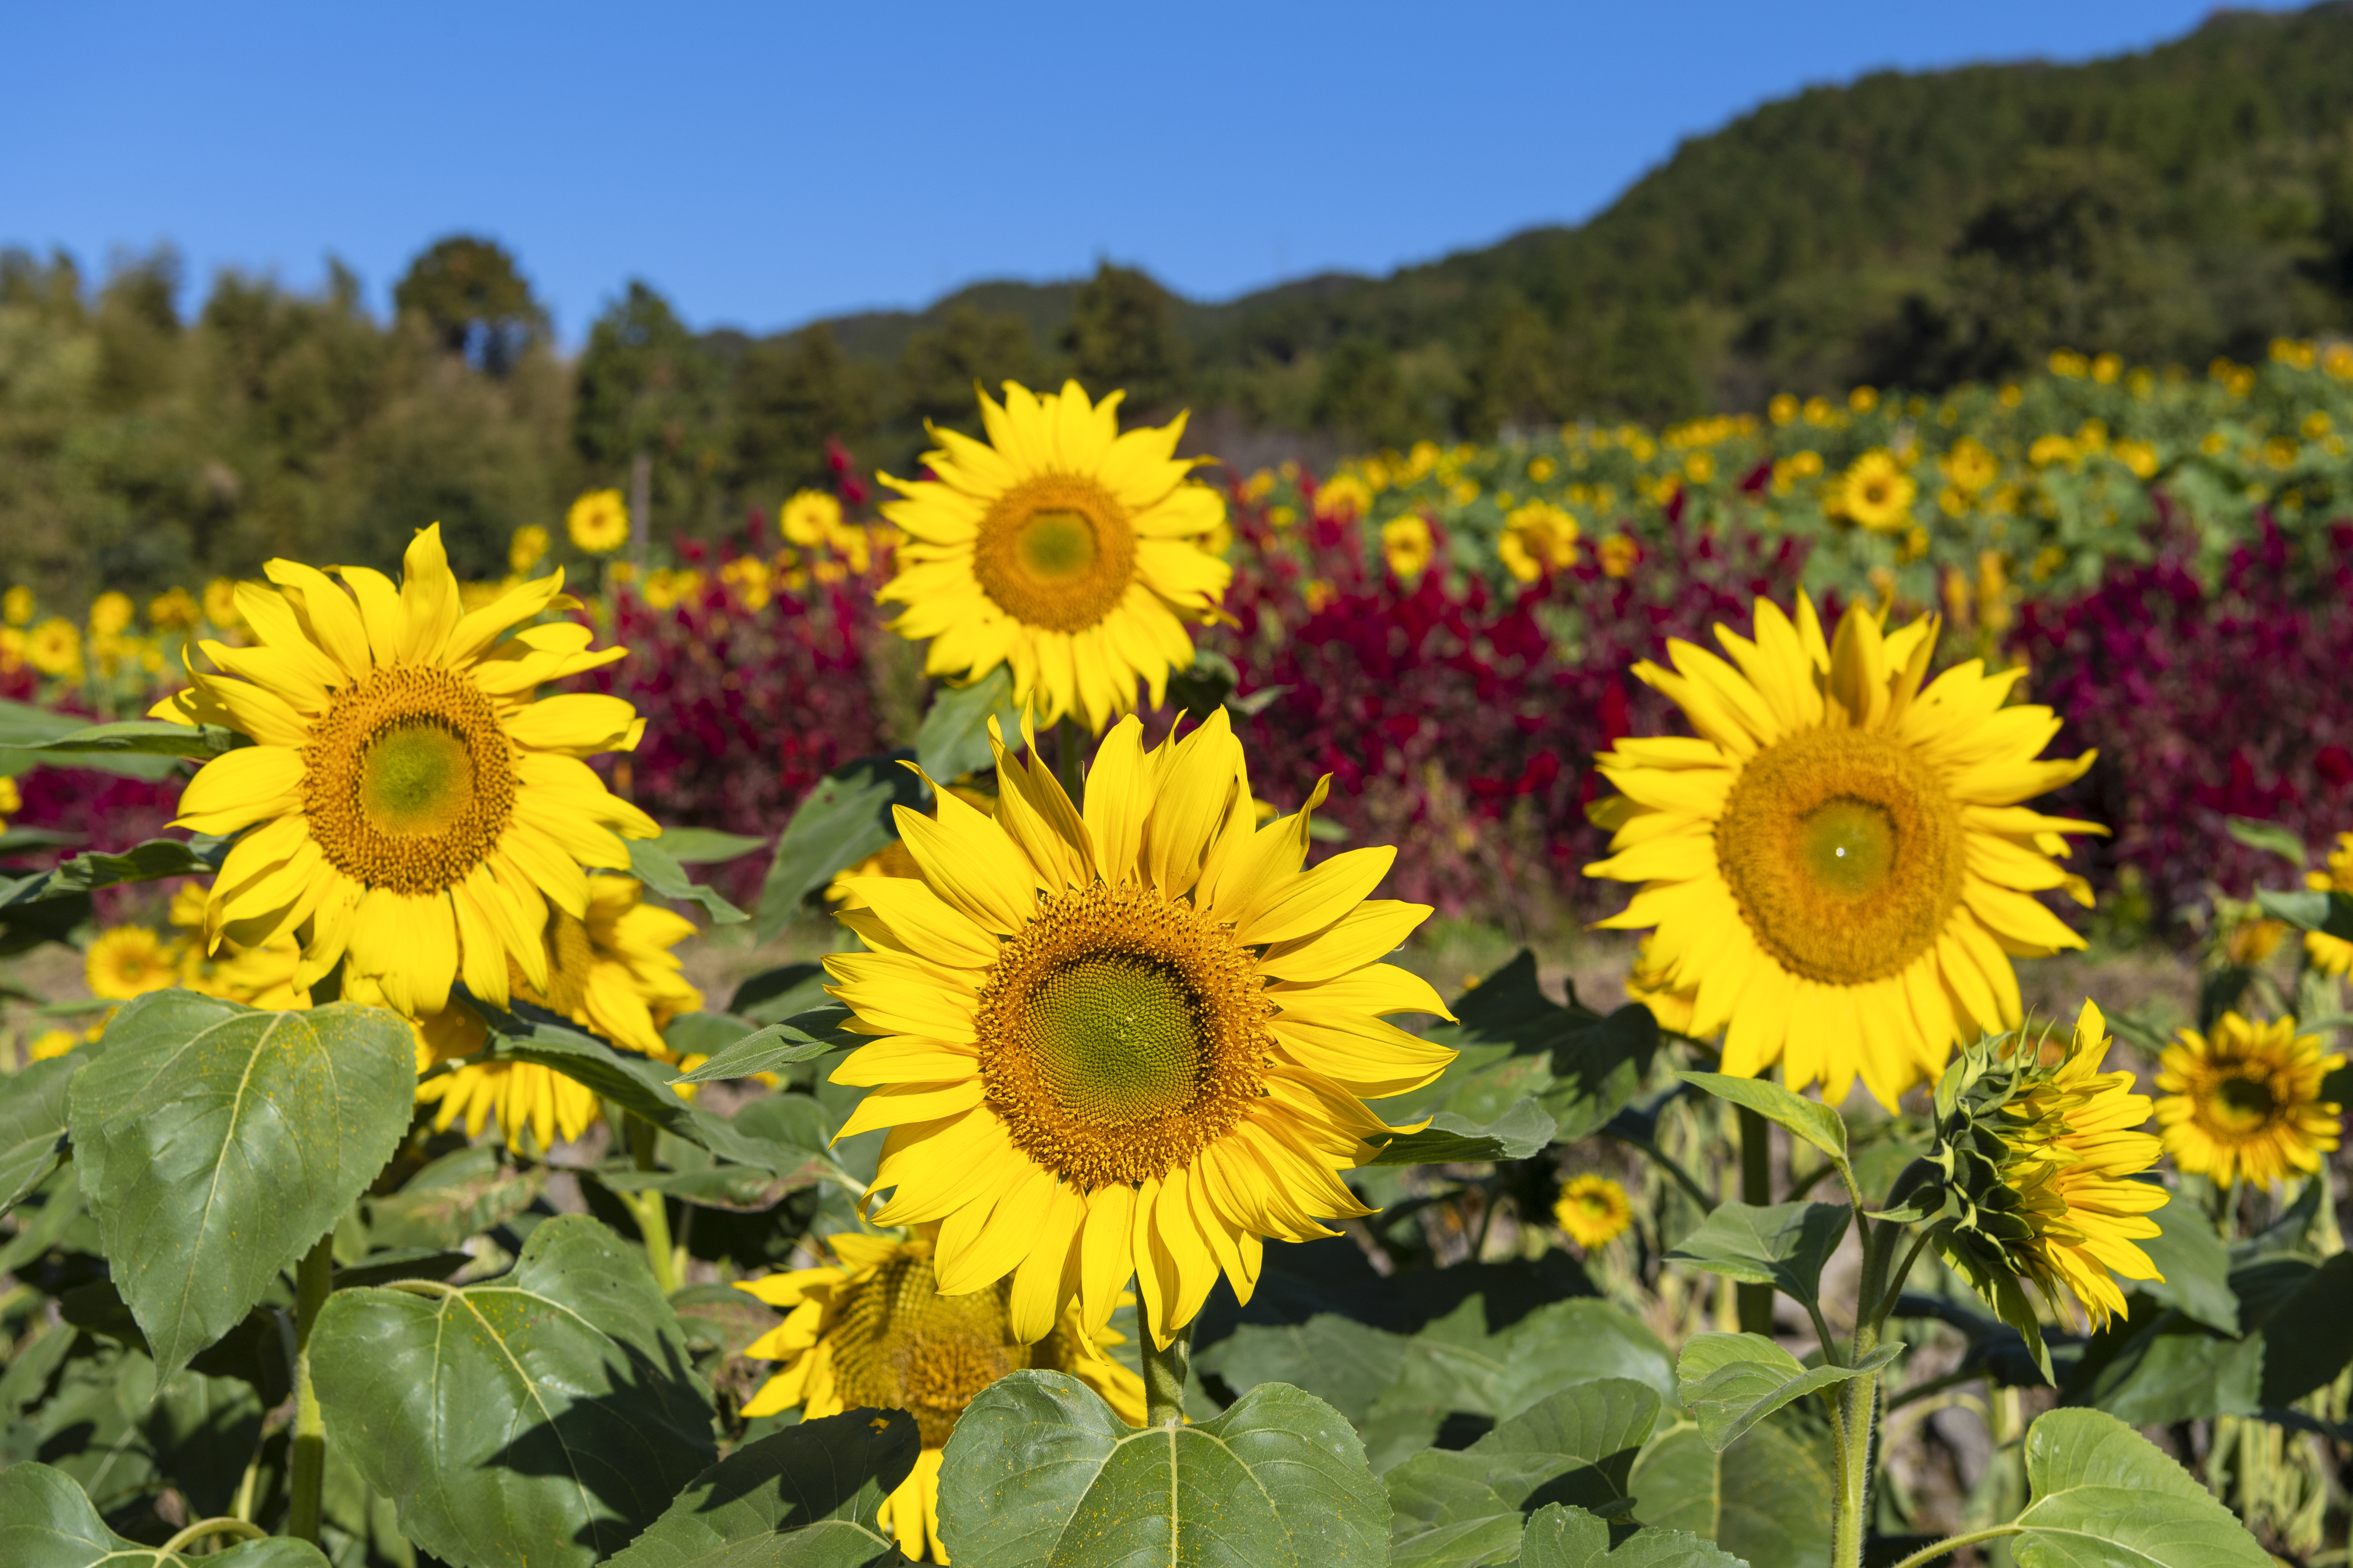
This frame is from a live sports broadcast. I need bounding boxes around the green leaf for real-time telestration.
[1411,954,1657,1143]
[56,1278,293,1406]
[2258,887,2353,942]
[604,1407,919,1568]
[936,1371,1388,1568]
[31,720,248,762]
[1518,1503,1745,1568]
[2241,1252,2353,1406]
[755,752,925,941]
[2223,815,2308,868]
[66,991,416,1383]
[0,1055,81,1216]
[650,826,769,866]
[914,663,1023,787]
[1678,1073,1848,1173]
[729,962,831,1025]
[1628,1414,1832,1568]
[1664,1202,1852,1309]
[312,1213,718,1568]
[1,836,229,908]
[363,1145,548,1252]
[2068,1309,2261,1426]
[1545,1006,1662,1142]
[0,1460,332,1567]
[2010,1407,2269,1566]
[2132,1197,2236,1333]
[672,1010,862,1084]
[0,698,189,783]
[1673,1333,1902,1452]
[628,839,749,924]
[1366,1097,1558,1165]
[1385,1380,1661,1568]
[1193,1314,1409,1424]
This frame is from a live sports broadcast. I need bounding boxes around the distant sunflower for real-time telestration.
[2302,832,2353,976]
[828,710,1452,1347]
[86,926,183,1000]
[738,1230,1144,1563]
[2156,1012,2344,1188]
[157,524,654,1019]
[414,875,702,1152]
[170,883,308,1010]
[26,619,79,678]
[1554,1175,1632,1249]
[567,489,630,553]
[0,775,18,832]
[1585,592,2101,1107]
[1829,449,1918,533]
[877,381,1229,731]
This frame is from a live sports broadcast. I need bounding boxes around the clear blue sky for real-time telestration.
[4,1,2238,342]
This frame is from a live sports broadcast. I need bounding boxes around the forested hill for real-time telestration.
[6,4,2353,599]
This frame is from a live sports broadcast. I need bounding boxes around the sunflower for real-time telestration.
[1585,592,2101,1108]
[202,579,242,630]
[28,1029,81,1062]
[1498,501,1579,583]
[1383,515,1435,581]
[826,710,1452,1349]
[737,1230,1144,1563]
[567,489,630,553]
[509,525,551,575]
[781,489,844,549]
[2155,1012,2344,1188]
[26,619,79,678]
[86,926,184,1000]
[876,380,1230,732]
[169,883,308,1010]
[0,774,18,831]
[154,525,655,1021]
[414,875,703,1153]
[1554,1175,1633,1249]
[1828,449,1918,533]
[2301,833,2353,976]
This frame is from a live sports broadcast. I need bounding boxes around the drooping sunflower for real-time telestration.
[1554,1175,1633,1249]
[828,710,1452,1348]
[86,925,184,1000]
[2155,1012,2345,1188]
[156,525,656,1019]
[737,1230,1145,1563]
[1585,592,2102,1107]
[1828,449,1918,533]
[412,875,702,1153]
[2301,832,2353,976]
[876,381,1230,732]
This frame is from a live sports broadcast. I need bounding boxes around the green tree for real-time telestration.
[1062,262,1188,415]
[899,303,1034,435]
[1310,337,1421,449]
[392,235,548,376]
[572,281,731,539]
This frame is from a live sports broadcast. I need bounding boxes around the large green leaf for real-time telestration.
[1678,1073,1847,1172]
[2067,1307,2261,1426]
[914,664,1024,787]
[1408,954,1657,1143]
[363,1144,547,1252]
[755,752,925,940]
[936,1371,1388,1568]
[729,963,831,1025]
[604,1408,919,1568]
[31,719,248,762]
[1544,1007,1662,1142]
[1672,1333,1902,1452]
[2241,1252,2353,1407]
[0,1460,330,1567]
[2,836,229,908]
[1628,1414,1831,1568]
[1366,1098,1557,1166]
[1518,1504,1745,1568]
[0,1054,81,1216]
[66,991,416,1383]
[1385,1380,1661,1568]
[312,1213,718,1568]
[2010,1407,2269,1566]
[0,698,189,782]
[1663,1202,1851,1310]
[1193,1314,1409,1424]
[651,827,770,866]
[2132,1197,2235,1333]
[672,1010,860,1085]
[2258,886,2353,942]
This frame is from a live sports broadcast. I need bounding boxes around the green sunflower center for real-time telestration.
[972,475,1137,634]
[362,723,474,835]
[1015,510,1101,583]
[1029,955,1204,1123]
[1717,726,1964,987]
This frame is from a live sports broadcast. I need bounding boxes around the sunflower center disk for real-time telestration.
[972,476,1137,633]
[1717,727,1963,986]
[828,1254,1028,1448]
[2211,1072,2279,1131]
[978,882,1269,1189]
[302,665,518,897]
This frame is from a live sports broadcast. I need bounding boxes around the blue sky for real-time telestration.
[4,1,2235,342]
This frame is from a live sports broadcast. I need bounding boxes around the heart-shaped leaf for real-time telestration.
[0,1459,330,1566]
[1664,1201,1852,1310]
[1628,1413,1833,1568]
[915,663,1024,788]
[1679,1073,1848,1172]
[2011,1407,2269,1565]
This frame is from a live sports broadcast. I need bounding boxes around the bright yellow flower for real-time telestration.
[1554,1175,1633,1249]
[1382,515,1434,581]
[509,525,551,575]
[26,619,80,677]
[1597,535,1639,579]
[826,712,1452,1348]
[148,587,200,631]
[1316,474,1372,519]
[86,926,184,1000]
[2112,439,2160,479]
[154,525,654,1021]
[1938,437,1998,495]
[567,489,631,553]
[781,489,844,549]
[202,578,243,629]
[169,881,308,1009]
[2156,1013,2344,1188]
[1623,935,1694,1036]
[2304,833,2353,975]
[877,381,1230,732]
[28,1030,79,1062]
[1498,501,1579,583]
[1585,592,2101,1107]
[88,592,134,636]
[1827,450,1917,532]
[738,1231,1145,1564]
[1,585,31,626]
[0,774,18,828]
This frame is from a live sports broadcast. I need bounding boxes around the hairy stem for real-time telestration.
[1737,1103,1774,1335]
[1831,1219,1904,1568]
[286,1233,335,1543]
[1144,1321,1194,1427]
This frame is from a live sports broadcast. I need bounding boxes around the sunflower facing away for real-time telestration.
[156,525,656,1020]
[1554,1174,1633,1249]
[736,1231,1144,1563]
[2155,1012,2344,1188]
[877,381,1230,732]
[1585,593,2102,1108]
[411,875,703,1153]
[826,709,1452,1349]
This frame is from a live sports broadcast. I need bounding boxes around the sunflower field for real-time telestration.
[0,356,2350,1568]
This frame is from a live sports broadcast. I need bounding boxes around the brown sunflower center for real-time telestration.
[977,880,1269,1189]
[2207,1069,2282,1134]
[827,1250,1088,1447]
[971,475,1136,633]
[302,665,516,896]
[1717,726,1963,986]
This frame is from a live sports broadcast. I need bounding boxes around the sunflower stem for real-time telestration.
[1143,1321,1194,1427]
[1736,1103,1774,1335]
[625,1114,681,1296]
[1055,715,1086,806]
[286,1232,334,1543]
[1830,1217,1901,1568]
